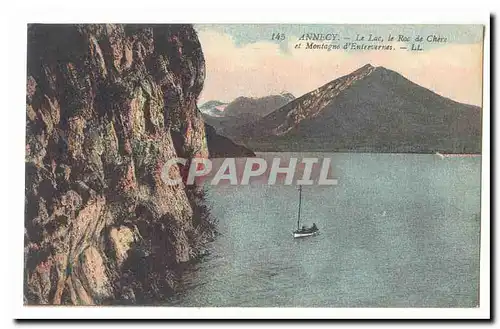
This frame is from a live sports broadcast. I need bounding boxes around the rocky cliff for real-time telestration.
[25,24,215,305]
[238,65,481,154]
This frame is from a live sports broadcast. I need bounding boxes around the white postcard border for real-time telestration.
[6,4,491,320]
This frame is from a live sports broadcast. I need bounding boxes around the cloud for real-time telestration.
[197,30,483,107]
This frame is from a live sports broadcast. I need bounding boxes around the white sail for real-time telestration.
[293,185,319,238]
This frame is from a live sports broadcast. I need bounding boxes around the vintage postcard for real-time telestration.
[22,22,488,318]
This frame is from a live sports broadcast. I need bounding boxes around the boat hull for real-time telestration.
[293,230,319,238]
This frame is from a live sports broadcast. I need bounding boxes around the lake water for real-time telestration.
[168,153,481,307]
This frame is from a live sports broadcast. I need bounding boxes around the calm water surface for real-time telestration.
[168,153,481,307]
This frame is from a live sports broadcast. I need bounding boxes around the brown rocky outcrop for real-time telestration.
[25,24,214,305]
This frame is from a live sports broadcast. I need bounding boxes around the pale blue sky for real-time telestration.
[194,24,484,106]
[195,24,483,52]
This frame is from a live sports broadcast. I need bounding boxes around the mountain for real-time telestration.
[201,92,295,138]
[202,112,261,135]
[237,64,481,154]
[223,92,295,117]
[205,124,256,157]
[199,100,228,117]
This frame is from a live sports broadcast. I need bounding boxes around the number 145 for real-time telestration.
[271,33,286,41]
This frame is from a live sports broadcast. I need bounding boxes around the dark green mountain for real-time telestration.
[237,64,481,154]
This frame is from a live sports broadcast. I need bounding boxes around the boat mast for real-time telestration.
[297,185,302,230]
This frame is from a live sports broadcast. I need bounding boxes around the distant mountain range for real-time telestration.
[222,92,295,117]
[231,64,481,154]
[198,100,263,157]
[199,100,228,117]
[200,92,295,137]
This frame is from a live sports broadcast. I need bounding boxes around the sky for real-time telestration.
[194,24,484,107]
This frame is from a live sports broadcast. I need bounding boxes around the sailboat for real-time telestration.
[293,185,320,238]
[434,151,445,159]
